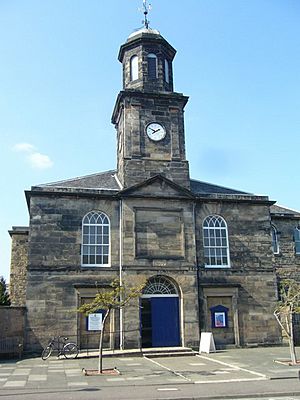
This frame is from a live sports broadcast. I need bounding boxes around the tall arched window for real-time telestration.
[147,53,157,79]
[130,55,138,81]
[164,59,169,83]
[271,225,279,254]
[294,227,300,254]
[81,211,110,266]
[203,215,230,268]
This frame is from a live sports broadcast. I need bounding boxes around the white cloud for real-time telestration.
[28,152,53,169]
[13,142,36,153]
[13,142,53,169]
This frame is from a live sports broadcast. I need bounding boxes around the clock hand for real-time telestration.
[150,127,159,133]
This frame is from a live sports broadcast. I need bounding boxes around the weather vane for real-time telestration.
[139,0,152,29]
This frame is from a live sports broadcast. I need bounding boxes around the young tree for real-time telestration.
[274,278,300,365]
[0,276,11,306]
[78,279,145,373]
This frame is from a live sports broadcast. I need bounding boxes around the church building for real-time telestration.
[9,23,300,352]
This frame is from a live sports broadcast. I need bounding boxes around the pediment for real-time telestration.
[120,175,194,199]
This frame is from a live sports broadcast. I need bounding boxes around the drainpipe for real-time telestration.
[119,198,123,350]
[119,100,126,351]
[193,201,202,341]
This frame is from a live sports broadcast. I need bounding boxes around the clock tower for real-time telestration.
[112,28,190,189]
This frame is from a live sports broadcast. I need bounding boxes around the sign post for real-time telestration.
[199,332,216,353]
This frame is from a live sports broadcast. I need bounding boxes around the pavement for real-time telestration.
[0,346,299,397]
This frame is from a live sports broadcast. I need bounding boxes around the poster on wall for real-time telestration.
[210,305,229,328]
[87,312,103,331]
[214,312,226,328]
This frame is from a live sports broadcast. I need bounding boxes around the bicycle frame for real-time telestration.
[42,336,79,360]
[46,337,68,355]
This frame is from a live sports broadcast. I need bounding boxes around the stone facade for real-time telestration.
[196,200,281,347]
[24,193,120,350]
[8,27,300,353]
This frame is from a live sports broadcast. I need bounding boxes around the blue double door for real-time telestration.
[140,296,180,347]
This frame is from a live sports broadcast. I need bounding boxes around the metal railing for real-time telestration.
[79,327,142,355]
[0,337,23,359]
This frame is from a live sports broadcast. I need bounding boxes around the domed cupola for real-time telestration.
[118,28,176,93]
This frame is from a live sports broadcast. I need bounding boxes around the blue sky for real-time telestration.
[1,0,299,281]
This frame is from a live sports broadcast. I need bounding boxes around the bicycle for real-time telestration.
[41,336,79,360]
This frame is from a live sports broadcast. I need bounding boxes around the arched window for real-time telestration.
[130,55,138,81]
[203,215,230,268]
[81,211,110,266]
[271,225,279,254]
[147,53,157,79]
[164,59,169,83]
[294,227,300,254]
[142,276,177,295]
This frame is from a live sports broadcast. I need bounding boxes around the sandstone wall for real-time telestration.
[25,194,120,351]
[0,306,26,356]
[197,201,281,346]
[271,216,300,281]
[9,227,29,306]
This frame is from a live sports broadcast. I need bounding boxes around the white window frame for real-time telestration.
[81,211,110,267]
[130,55,139,81]
[203,215,230,268]
[271,224,280,254]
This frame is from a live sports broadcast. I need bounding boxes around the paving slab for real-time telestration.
[0,345,299,392]
[201,346,300,379]
[147,354,267,384]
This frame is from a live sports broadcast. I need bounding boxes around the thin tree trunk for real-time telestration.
[98,309,110,373]
[285,314,290,336]
[274,311,289,337]
[289,310,297,365]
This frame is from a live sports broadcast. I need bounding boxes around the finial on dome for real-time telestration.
[127,1,159,40]
[140,0,152,29]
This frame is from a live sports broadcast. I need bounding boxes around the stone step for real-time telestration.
[144,350,196,358]
[142,347,196,358]
[79,346,196,359]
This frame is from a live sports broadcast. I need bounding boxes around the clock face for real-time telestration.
[146,122,166,142]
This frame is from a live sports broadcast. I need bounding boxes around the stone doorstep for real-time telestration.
[78,346,196,359]
[144,351,197,358]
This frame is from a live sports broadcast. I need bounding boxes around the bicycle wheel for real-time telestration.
[63,342,79,359]
[42,345,53,360]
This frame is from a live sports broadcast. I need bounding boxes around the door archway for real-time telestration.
[140,276,181,348]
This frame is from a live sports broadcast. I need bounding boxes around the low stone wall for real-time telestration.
[0,306,26,356]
